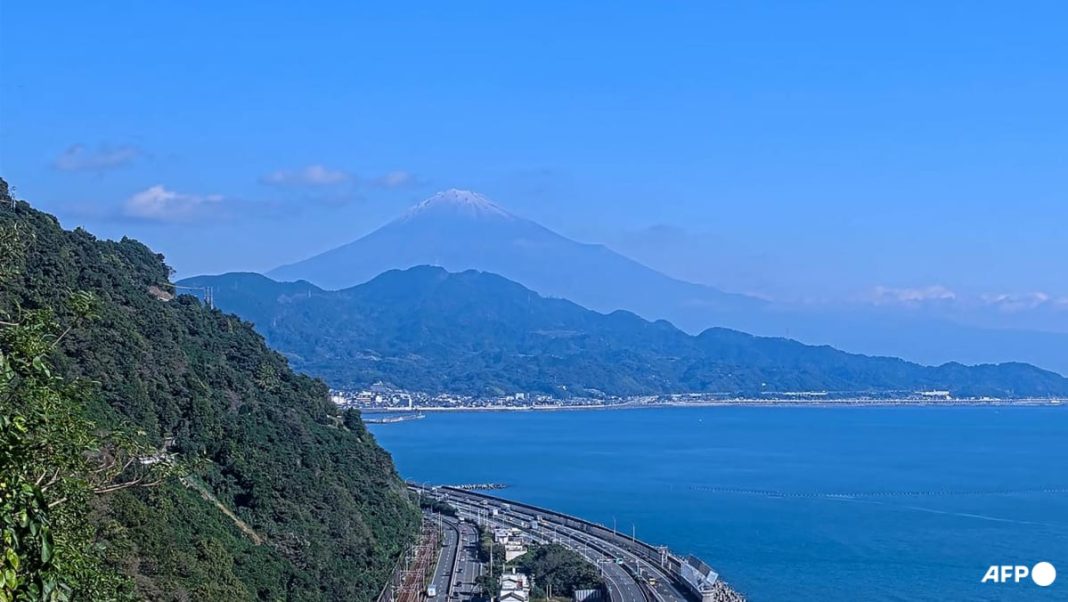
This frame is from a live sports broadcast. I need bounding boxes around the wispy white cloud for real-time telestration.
[371,170,420,189]
[260,165,352,187]
[122,185,224,222]
[980,291,1053,312]
[53,144,141,171]
[863,285,1068,314]
[868,285,957,305]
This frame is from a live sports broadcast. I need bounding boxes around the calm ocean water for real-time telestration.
[369,406,1067,601]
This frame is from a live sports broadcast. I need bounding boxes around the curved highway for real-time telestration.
[412,486,743,602]
[416,485,700,602]
[464,505,648,602]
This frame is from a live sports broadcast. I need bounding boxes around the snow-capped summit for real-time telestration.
[402,189,513,220]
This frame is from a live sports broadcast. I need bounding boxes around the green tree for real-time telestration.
[0,307,138,601]
[516,544,603,598]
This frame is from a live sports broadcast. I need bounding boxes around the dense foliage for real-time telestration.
[181,268,1068,398]
[419,499,457,518]
[0,180,418,601]
[514,544,603,598]
[475,526,506,595]
[1,306,144,601]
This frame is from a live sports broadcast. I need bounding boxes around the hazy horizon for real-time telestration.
[3,2,1067,330]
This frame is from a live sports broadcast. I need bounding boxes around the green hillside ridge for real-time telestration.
[0,179,418,601]
[180,268,1068,398]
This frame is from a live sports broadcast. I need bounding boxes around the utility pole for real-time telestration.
[632,525,639,574]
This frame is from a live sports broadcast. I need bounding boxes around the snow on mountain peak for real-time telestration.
[403,189,513,220]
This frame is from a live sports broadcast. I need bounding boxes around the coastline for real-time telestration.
[358,398,1065,413]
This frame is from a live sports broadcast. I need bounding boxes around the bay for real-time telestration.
[369,406,1067,601]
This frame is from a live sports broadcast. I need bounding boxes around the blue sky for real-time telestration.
[2,1,1066,314]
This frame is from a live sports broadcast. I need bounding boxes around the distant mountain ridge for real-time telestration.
[180,267,1068,398]
[265,190,1068,374]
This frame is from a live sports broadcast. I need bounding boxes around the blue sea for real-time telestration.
[369,407,1067,601]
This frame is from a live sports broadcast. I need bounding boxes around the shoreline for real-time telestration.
[358,398,1065,413]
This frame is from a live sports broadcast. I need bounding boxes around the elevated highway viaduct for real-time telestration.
[457,503,647,602]
[411,485,740,602]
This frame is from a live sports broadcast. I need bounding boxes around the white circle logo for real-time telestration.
[1032,562,1056,587]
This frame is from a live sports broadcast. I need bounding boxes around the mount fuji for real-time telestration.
[265,190,1068,373]
[268,189,764,324]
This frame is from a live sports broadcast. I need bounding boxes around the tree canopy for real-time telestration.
[0,179,418,601]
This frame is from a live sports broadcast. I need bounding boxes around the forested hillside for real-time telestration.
[181,267,1068,398]
[0,178,418,601]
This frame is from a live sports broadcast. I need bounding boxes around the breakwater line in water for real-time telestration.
[683,485,1068,498]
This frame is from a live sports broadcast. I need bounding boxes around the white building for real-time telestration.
[504,541,528,562]
[493,527,528,561]
[494,527,522,544]
[500,570,530,602]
